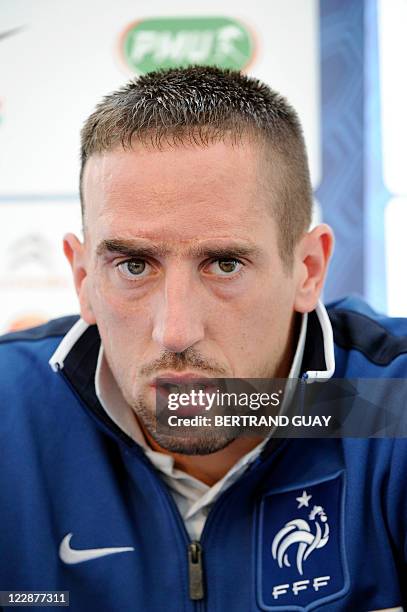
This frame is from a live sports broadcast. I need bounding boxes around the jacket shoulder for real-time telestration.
[0,315,79,345]
[0,315,80,386]
[326,295,407,367]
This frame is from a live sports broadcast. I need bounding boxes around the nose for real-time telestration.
[152,265,205,354]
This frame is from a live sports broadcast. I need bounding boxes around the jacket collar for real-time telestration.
[302,301,335,380]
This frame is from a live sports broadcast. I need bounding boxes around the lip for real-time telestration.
[149,372,212,387]
[151,373,218,417]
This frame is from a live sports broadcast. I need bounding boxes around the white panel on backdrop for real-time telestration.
[0,0,320,195]
[385,197,407,316]
[378,0,407,316]
[0,201,82,333]
[379,0,407,195]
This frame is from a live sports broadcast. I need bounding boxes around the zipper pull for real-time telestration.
[188,541,205,600]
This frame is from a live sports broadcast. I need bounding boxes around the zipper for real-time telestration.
[127,453,207,609]
[139,464,207,608]
[188,541,205,600]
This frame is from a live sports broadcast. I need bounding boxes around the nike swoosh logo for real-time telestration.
[59,533,134,564]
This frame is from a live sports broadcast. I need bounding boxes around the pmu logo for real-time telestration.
[119,16,255,74]
[257,474,348,609]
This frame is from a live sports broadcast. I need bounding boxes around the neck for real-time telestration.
[143,429,265,486]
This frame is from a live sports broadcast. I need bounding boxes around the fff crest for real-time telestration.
[256,472,349,611]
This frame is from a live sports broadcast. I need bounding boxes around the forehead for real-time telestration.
[82,140,276,245]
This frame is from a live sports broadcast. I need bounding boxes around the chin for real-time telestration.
[148,431,237,456]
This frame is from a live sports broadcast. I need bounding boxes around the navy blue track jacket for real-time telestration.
[0,296,406,611]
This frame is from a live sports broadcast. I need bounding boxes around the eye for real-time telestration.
[205,258,244,277]
[117,259,151,279]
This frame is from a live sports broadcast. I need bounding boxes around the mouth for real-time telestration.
[150,373,220,416]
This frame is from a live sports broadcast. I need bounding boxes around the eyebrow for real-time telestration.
[96,238,261,260]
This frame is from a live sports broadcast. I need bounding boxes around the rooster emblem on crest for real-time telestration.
[271,491,330,576]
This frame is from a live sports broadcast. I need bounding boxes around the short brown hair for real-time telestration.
[80,66,312,267]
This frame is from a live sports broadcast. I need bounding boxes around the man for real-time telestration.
[0,66,406,611]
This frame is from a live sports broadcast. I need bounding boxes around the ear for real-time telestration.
[294,224,334,313]
[63,233,96,325]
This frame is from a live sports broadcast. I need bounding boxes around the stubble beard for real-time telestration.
[114,347,282,456]
[117,348,239,455]
[130,393,237,455]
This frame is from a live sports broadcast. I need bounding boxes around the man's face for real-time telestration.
[74,139,304,453]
